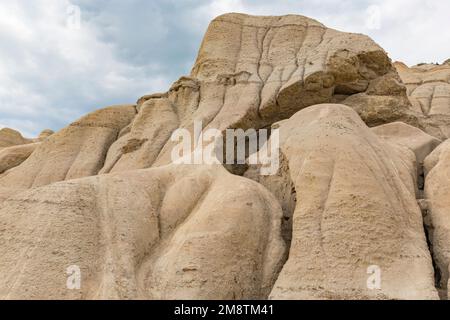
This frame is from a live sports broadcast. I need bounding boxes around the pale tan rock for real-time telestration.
[247,104,437,300]
[410,83,450,116]
[0,14,405,180]
[372,122,441,165]
[0,143,40,174]
[343,93,414,127]
[0,105,136,202]
[0,164,285,300]
[372,122,442,195]
[395,61,450,140]
[414,115,450,140]
[136,92,168,110]
[99,98,178,173]
[424,139,450,176]
[340,70,417,127]
[100,13,401,173]
[37,129,54,141]
[0,128,30,149]
[0,13,444,301]
[424,139,450,299]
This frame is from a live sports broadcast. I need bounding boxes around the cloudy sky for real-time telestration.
[1,0,449,137]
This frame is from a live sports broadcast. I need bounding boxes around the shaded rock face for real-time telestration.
[0,13,449,300]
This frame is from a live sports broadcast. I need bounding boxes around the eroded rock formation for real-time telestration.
[0,128,31,149]
[0,165,284,299]
[0,128,54,175]
[0,13,449,300]
[0,143,40,175]
[247,104,437,299]
[424,140,450,299]
[0,106,135,202]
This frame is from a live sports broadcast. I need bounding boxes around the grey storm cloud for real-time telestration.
[0,0,449,136]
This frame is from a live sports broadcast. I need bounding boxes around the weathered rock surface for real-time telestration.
[248,104,438,299]
[372,122,441,166]
[0,128,31,149]
[0,105,135,202]
[371,122,442,194]
[99,13,405,173]
[395,62,450,139]
[1,14,405,199]
[0,13,448,300]
[0,143,40,174]
[424,139,450,299]
[36,129,55,141]
[0,164,285,299]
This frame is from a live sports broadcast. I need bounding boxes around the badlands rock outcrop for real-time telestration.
[36,129,55,141]
[0,13,407,199]
[397,62,450,116]
[395,61,450,139]
[0,106,135,202]
[0,128,31,149]
[247,104,437,299]
[0,128,54,175]
[0,164,284,299]
[371,122,442,194]
[371,122,441,166]
[0,143,40,174]
[100,13,409,173]
[0,13,449,300]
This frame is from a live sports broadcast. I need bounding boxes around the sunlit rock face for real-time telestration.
[395,61,450,139]
[0,13,448,300]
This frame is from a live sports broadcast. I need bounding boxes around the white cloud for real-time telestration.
[0,0,169,137]
[362,0,450,65]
